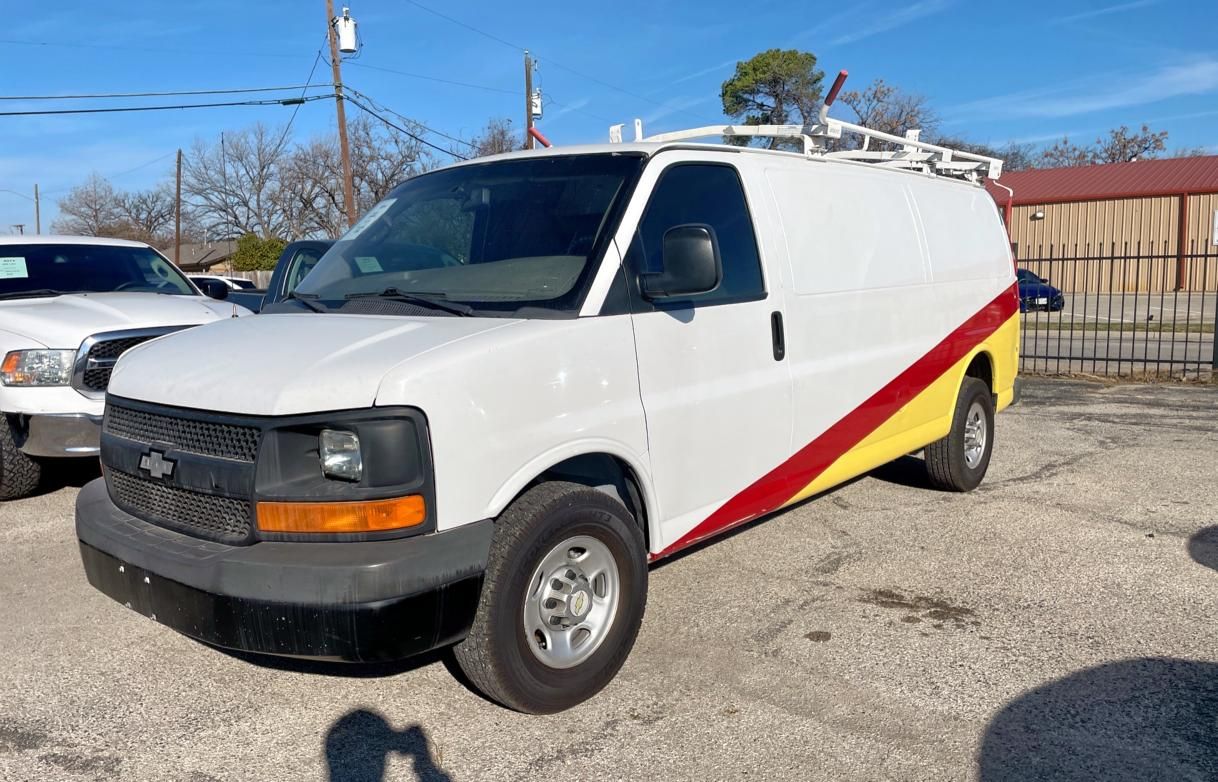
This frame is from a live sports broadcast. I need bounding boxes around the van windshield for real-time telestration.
[295,154,643,317]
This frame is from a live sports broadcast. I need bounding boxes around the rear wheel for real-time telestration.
[0,415,41,500]
[925,377,994,492]
[453,481,647,713]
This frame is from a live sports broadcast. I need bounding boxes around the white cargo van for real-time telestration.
[76,117,1019,713]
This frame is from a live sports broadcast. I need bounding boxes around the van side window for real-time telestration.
[626,164,764,306]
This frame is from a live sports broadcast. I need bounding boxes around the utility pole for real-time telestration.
[174,149,183,265]
[326,0,356,228]
[524,50,534,150]
[12,224,23,236]
[33,184,40,235]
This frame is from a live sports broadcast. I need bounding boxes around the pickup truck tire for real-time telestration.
[925,377,994,492]
[453,481,647,714]
[0,415,41,500]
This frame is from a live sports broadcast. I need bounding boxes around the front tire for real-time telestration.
[453,481,647,714]
[925,377,994,492]
[0,414,41,500]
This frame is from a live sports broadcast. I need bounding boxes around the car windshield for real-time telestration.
[0,243,195,298]
[1016,269,1039,282]
[295,154,643,316]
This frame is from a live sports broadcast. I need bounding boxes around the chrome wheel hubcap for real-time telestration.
[963,401,987,469]
[523,535,620,669]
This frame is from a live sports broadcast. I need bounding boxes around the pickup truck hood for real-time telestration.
[107,313,522,415]
[0,292,245,349]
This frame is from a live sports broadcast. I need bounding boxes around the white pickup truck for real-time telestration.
[0,236,250,498]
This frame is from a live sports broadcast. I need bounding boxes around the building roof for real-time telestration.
[986,155,1218,206]
[160,240,237,271]
[0,234,148,247]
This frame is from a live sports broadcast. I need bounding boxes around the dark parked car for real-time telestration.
[213,240,334,313]
[1016,268,1064,312]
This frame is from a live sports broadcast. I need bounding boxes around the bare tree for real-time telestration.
[282,115,436,238]
[118,185,176,245]
[52,174,124,236]
[469,118,522,158]
[182,123,291,239]
[1041,124,1170,168]
[930,136,1041,172]
[839,79,938,148]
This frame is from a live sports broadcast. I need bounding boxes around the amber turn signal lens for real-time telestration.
[256,495,426,534]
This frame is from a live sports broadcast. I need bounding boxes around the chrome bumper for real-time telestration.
[19,413,103,457]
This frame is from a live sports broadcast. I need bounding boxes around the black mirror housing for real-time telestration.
[640,224,723,300]
[199,280,229,300]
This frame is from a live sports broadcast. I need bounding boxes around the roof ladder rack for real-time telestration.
[608,70,1003,185]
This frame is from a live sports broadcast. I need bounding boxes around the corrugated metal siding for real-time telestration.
[1185,193,1218,290]
[1007,196,1190,293]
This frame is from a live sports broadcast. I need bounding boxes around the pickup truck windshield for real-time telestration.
[295,154,643,316]
[0,244,195,299]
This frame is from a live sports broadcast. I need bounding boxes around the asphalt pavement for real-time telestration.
[2,378,1217,781]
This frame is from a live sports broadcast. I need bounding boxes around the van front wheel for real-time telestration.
[925,377,994,492]
[453,481,647,713]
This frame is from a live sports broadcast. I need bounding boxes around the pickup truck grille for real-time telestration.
[107,468,253,544]
[73,327,187,395]
[105,403,260,462]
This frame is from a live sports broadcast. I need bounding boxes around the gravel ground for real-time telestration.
[1,378,1216,782]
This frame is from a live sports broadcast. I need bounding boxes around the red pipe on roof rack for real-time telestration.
[528,127,552,148]
[825,70,849,107]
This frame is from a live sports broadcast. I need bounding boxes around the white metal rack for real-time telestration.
[608,71,1003,185]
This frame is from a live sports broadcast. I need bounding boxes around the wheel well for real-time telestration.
[965,351,994,396]
[531,453,650,550]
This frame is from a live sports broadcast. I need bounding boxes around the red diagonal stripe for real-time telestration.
[657,283,1019,558]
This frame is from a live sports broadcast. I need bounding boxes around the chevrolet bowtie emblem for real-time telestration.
[139,450,176,480]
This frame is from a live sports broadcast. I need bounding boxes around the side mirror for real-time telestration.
[640,224,723,300]
[198,279,229,300]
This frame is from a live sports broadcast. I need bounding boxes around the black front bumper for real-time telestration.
[75,479,492,662]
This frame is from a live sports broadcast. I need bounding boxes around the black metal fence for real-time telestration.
[1017,242,1217,380]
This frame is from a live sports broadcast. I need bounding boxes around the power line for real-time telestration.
[0,85,333,101]
[344,94,469,161]
[274,44,328,153]
[0,95,334,118]
[345,61,517,96]
[401,0,715,124]
[344,86,476,149]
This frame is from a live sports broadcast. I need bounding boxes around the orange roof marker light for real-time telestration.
[256,495,426,534]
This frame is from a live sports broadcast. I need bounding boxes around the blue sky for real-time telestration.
[2,0,1216,233]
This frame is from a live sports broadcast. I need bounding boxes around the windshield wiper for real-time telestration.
[0,289,62,300]
[344,288,473,317]
[286,291,327,312]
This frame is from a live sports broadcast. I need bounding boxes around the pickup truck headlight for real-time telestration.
[1,350,74,386]
[320,429,363,481]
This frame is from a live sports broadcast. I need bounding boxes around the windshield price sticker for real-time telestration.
[355,256,383,273]
[0,257,28,279]
[343,198,396,241]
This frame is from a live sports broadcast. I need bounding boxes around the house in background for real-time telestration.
[986,156,1218,293]
[160,240,238,273]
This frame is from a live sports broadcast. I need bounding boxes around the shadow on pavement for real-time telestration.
[325,709,452,782]
[1187,526,1218,573]
[867,454,933,490]
[218,647,446,678]
[979,658,1218,781]
[28,457,100,499]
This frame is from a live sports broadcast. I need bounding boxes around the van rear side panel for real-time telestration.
[758,159,1017,507]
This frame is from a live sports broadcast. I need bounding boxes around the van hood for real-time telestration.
[107,313,522,416]
[0,292,246,349]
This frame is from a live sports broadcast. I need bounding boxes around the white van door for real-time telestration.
[619,161,792,553]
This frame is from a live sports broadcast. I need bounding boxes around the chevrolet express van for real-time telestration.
[76,123,1018,713]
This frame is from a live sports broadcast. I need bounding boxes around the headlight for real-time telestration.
[319,429,363,481]
[1,350,74,386]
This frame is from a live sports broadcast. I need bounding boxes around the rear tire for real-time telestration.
[453,481,647,714]
[925,377,994,492]
[0,415,41,500]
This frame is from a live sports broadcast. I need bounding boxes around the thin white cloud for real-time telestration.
[949,57,1218,119]
[643,96,713,127]
[546,97,591,124]
[1052,0,1159,25]
[669,58,740,86]
[830,0,953,46]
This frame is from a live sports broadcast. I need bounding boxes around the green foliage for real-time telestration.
[720,49,824,150]
[230,233,286,272]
